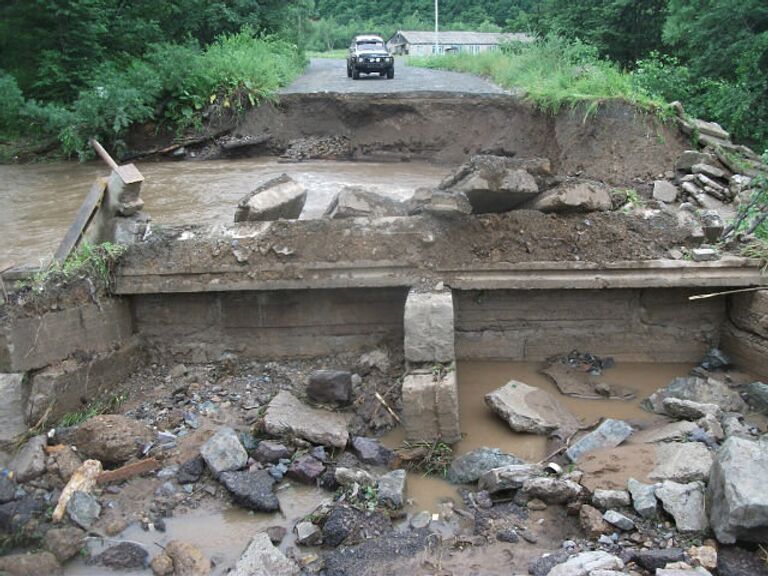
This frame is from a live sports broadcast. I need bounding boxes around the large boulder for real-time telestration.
[438,155,549,213]
[73,415,153,465]
[530,179,612,213]
[644,376,747,414]
[708,436,768,544]
[324,186,406,219]
[231,532,298,576]
[649,442,713,483]
[200,427,248,476]
[485,380,582,438]
[656,480,708,532]
[478,464,545,494]
[234,174,306,222]
[565,419,633,462]
[447,447,525,485]
[262,391,350,448]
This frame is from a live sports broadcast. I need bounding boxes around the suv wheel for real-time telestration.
[346,63,352,78]
[386,68,394,79]
[352,69,360,80]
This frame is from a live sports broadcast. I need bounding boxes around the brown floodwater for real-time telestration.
[0,158,448,270]
[382,360,697,512]
[64,483,329,576]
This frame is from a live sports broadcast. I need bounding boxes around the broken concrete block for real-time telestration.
[404,289,455,364]
[448,448,525,485]
[401,369,460,444]
[234,174,306,222]
[653,181,678,203]
[0,373,27,443]
[676,150,716,173]
[692,163,727,180]
[628,478,659,518]
[530,179,612,213]
[200,427,248,476]
[565,419,634,462]
[232,532,299,576]
[324,186,406,219]
[644,376,746,414]
[650,442,713,483]
[708,436,768,544]
[485,380,581,437]
[478,464,544,494]
[263,390,350,448]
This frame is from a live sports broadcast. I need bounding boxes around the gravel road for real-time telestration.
[280,58,505,95]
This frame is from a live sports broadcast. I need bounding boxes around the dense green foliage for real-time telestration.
[0,1,305,158]
[412,36,663,115]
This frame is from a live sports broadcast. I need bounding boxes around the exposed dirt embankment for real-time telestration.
[235,93,686,186]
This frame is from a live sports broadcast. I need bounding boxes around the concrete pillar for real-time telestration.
[402,288,460,443]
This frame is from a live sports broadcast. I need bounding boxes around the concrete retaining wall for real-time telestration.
[454,288,726,362]
[132,288,408,362]
[722,291,768,379]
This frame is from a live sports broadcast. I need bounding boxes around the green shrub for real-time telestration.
[0,71,25,132]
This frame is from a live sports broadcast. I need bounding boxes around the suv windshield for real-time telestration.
[357,41,384,50]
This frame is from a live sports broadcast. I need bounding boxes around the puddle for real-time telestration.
[384,360,696,512]
[64,483,328,575]
[0,158,448,269]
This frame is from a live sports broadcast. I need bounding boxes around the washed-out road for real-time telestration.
[280,58,505,95]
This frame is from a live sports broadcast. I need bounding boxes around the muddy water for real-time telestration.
[64,483,329,575]
[383,360,694,512]
[0,159,448,269]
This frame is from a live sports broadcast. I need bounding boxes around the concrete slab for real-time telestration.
[401,368,460,444]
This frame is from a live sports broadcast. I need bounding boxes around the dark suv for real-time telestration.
[347,35,394,80]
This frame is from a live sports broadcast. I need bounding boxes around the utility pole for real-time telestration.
[434,0,439,54]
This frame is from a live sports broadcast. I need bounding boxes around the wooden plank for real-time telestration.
[53,177,107,264]
[96,457,160,484]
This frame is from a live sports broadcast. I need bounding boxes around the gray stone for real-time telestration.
[0,374,27,443]
[93,542,149,570]
[351,436,394,466]
[692,247,719,262]
[287,454,325,484]
[692,163,728,180]
[650,442,713,483]
[295,521,322,546]
[602,509,635,531]
[745,382,768,414]
[657,569,712,576]
[565,419,634,462]
[521,477,584,504]
[44,526,86,563]
[708,435,768,544]
[656,480,709,532]
[200,427,248,476]
[530,179,612,213]
[448,447,525,485]
[485,380,582,438]
[420,190,473,218]
[377,469,406,509]
[676,150,716,173]
[0,475,16,504]
[73,414,153,465]
[692,118,731,141]
[410,511,432,529]
[627,478,658,518]
[632,548,685,572]
[321,504,392,547]
[653,181,679,203]
[334,467,376,488]
[234,174,306,222]
[403,289,455,364]
[663,398,722,420]
[253,440,293,464]
[219,470,279,512]
[231,532,299,576]
[546,551,624,576]
[700,210,725,242]
[478,464,544,493]
[592,489,631,510]
[633,420,698,443]
[324,186,406,219]
[66,490,101,529]
[263,391,350,448]
[307,370,353,406]
[9,435,47,483]
[401,369,460,444]
[177,456,205,484]
[644,376,746,414]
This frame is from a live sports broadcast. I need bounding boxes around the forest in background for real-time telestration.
[0,0,766,158]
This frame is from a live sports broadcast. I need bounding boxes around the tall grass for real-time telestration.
[409,36,665,115]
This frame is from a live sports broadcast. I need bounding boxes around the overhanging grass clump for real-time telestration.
[409,36,666,116]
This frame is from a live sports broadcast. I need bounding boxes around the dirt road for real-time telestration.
[280,58,506,95]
